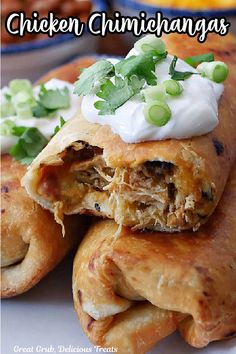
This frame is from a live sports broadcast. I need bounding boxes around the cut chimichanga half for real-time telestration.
[1,154,88,298]
[23,33,236,232]
[72,162,236,353]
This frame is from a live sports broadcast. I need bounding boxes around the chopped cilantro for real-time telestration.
[54,116,66,135]
[115,52,158,86]
[4,93,12,101]
[94,75,144,115]
[12,126,28,136]
[74,50,168,115]
[1,79,71,120]
[184,53,214,68]
[10,127,48,164]
[169,56,198,81]
[32,102,56,118]
[74,60,115,96]
[39,85,70,110]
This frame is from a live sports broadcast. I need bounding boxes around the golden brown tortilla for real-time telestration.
[0,152,89,298]
[1,58,94,297]
[72,162,236,353]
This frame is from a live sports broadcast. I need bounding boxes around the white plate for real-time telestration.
[1,35,97,87]
[2,255,236,354]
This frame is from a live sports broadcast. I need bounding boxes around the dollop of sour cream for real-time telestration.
[1,79,80,153]
[81,49,224,143]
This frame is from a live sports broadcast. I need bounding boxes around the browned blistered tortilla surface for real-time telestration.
[73,163,236,353]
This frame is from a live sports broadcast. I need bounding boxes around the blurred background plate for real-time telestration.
[1,0,107,86]
[113,0,236,45]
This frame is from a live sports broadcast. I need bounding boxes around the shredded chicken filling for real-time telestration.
[38,143,214,230]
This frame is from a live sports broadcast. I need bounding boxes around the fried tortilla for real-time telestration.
[23,33,236,232]
[72,162,236,353]
[1,58,94,298]
[0,154,88,298]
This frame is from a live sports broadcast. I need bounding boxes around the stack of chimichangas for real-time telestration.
[22,33,236,353]
[1,58,96,298]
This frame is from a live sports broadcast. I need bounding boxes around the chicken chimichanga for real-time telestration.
[1,58,94,298]
[1,154,88,298]
[72,162,236,353]
[23,33,236,232]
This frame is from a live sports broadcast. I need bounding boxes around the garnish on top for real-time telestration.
[74,35,229,128]
[1,79,70,120]
[0,79,71,164]
[9,127,48,165]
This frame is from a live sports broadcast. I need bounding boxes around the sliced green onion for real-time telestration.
[143,85,166,102]
[12,91,35,107]
[144,100,171,127]
[15,102,33,119]
[11,91,36,119]
[0,119,16,136]
[0,99,15,118]
[163,79,183,96]
[9,79,33,96]
[134,35,166,55]
[184,53,214,68]
[197,61,229,83]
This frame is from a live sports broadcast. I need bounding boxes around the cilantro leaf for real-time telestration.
[130,75,146,93]
[95,78,130,115]
[151,50,167,63]
[169,56,198,81]
[4,93,12,101]
[39,83,47,95]
[10,127,48,164]
[39,85,70,110]
[184,53,214,68]
[74,60,115,96]
[94,75,144,115]
[12,126,28,136]
[115,52,158,86]
[54,116,66,136]
[32,102,56,118]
